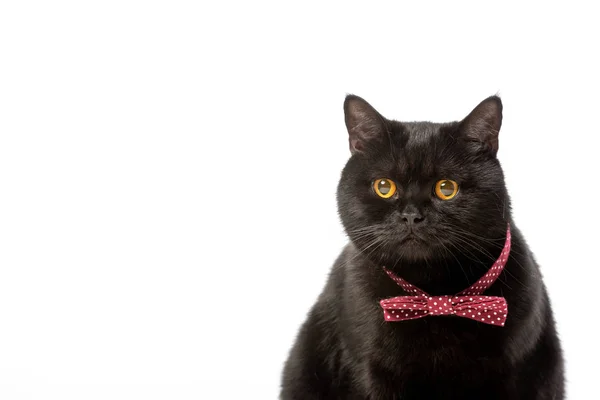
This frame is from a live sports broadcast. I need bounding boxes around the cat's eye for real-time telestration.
[373,178,397,199]
[434,179,459,200]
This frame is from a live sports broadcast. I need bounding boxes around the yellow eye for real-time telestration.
[373,178,397,198]
[435,179,459,200]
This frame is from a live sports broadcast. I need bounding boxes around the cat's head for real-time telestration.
[337,95,510,267]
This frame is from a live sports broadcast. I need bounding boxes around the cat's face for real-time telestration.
[337,95,509,265]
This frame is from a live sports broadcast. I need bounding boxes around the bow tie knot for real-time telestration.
[427,295,455,314]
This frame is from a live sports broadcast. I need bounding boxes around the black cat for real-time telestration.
[280,95,565,399]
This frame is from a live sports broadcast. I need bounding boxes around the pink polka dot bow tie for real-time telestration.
[380,225,511,327]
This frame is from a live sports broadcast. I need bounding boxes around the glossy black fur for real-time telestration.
[280,95,564,399]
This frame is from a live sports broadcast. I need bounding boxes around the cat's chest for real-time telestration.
[366,329,509,399]
[354,330,510,400]
[374,318,506,370]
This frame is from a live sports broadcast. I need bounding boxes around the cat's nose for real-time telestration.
[401,212,425,225]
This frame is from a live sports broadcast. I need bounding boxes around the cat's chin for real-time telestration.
[395,240,435,262]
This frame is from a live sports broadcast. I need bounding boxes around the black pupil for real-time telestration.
[378,180,391,194]
[440,181,454,196]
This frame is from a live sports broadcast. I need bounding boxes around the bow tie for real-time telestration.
[380,225,511,327]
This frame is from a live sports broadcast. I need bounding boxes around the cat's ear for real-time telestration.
[458,95,503,155]
[343,95,387,154]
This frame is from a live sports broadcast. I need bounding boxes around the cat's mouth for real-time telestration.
[389,232,433,262]
[399,232,426,244]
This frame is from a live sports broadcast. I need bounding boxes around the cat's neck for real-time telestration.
[355,242,507,296]
[389,253,499,294]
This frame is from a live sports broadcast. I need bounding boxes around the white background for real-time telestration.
[1,1,597,399]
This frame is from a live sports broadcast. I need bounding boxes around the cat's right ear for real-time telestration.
[458,95,503,156]
[343,95,387,154]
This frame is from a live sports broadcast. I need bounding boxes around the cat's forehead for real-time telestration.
[400,122,448,145]
[397,122,440,146]
[385,121,458,178]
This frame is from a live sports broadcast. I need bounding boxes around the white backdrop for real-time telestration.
[1,1,597,399]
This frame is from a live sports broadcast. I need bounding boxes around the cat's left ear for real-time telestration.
[343,95,388,154]
[458,95,503,156]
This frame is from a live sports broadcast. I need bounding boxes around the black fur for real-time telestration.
[280,95,564,399]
